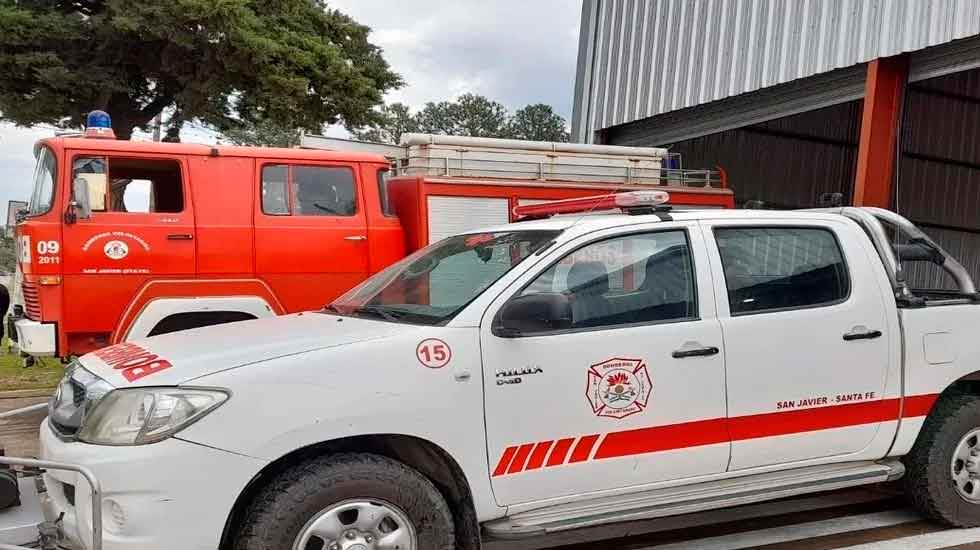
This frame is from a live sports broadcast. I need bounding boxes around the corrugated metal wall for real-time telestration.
[668,101,862,208]
[573,0,980,142]
[897,69,980,289]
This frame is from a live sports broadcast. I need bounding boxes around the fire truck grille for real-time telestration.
[21,281,41,321]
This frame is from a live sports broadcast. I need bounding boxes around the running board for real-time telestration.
[483,459,905,539]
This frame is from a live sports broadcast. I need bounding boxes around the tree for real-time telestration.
[223,117,301,148]
[0,234,15,274]
[357,94,570,144]
[352,102,417,144]
[0,1,402,140]
[506,103,569,142]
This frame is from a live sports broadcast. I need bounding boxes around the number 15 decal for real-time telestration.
[417,339,452,369]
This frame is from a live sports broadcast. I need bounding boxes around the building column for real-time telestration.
[853,55,909,208]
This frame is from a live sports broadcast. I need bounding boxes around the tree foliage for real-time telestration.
[222,117,301,148]
[0,0,402,139]
[351,102,417,144]
[357,94,569,144]
[506,104,569,142]
[0,234,15,274]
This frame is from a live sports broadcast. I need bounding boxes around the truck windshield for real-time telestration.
[28,146,56,216]
[328,230,560,325]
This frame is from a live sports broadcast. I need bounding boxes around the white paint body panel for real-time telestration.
[123,296,276,340]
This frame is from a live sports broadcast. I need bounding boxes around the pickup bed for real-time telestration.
[18,199,980,550]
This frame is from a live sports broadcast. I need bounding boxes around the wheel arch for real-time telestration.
[218,433,481,550]
[112,279,286,343]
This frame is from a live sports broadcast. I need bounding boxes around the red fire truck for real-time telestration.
[10,118,733,360]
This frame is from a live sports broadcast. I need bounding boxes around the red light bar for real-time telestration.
[513,190,670,219]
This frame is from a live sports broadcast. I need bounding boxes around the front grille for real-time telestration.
[21,281,41,321]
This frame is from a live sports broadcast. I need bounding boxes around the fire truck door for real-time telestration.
[62,154,196,280]
[254,161,369,312]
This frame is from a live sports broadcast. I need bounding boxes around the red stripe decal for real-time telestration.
[524,441,554,471]
[569,435,600,463]
[492,446,518,477]
[506,444,536,474]
[902,393,939,418]
[728,398,901,442]
[496,393,943,477]
[595,417,729,460]
[546,438,575,467]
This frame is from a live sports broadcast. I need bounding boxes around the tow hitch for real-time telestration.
[0,406,102,550]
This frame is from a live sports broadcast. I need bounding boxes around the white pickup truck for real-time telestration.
[10,191,980,550]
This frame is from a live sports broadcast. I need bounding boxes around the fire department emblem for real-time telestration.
[586,357,652,419]
[103,240,129,260]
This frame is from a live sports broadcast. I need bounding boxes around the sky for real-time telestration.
[0,0,584,218]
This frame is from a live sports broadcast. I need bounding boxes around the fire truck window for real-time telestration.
[262,165,289,215]
[715,227,850,315]
[28,146,57,215]
[72,157,183,213]
[293,166,356,216]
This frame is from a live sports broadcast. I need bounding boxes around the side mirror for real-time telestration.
[493,292,572,338]
[14,208,27,224]
[70,177,92,221]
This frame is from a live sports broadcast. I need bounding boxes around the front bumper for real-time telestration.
[39,419,267,550]
[13,319,56,356]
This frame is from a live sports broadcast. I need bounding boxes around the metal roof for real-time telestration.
[572,0,980,143]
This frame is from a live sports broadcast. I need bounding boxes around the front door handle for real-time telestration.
[843,328,882,341]
[167,233,193,241]
[344,235,368,241]
[672,346,720,359]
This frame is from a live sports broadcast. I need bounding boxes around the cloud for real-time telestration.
[329,0,583,118]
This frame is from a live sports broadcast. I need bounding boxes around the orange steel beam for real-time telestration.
[853,55,909,208]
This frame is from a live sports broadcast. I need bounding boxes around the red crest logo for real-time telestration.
[586,357,652,419]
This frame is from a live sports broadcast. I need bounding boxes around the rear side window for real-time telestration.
[72,157,183,213]
[261,164,356,216]
[715,227,849,315]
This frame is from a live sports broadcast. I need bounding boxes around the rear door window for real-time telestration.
[262,164,357,216]
[715,226,850,315]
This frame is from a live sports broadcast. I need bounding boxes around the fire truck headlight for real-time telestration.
[77,388,229,446]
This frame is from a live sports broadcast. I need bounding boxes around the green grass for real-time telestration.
[0,339,64,392]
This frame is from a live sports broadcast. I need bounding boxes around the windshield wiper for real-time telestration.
[352,305,403,322]
[321,304,343,314]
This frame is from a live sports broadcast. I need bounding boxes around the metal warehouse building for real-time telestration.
[571,0,980,286]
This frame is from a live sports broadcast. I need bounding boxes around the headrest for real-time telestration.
[567,261,609,295]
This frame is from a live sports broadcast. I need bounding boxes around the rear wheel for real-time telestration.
[904,393,980,526]
[234,453,455,550]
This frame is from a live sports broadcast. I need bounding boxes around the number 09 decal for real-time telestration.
[417,338,452,369]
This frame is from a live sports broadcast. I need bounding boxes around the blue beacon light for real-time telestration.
[85,110,116,139]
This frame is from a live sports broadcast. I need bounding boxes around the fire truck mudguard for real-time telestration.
[6,194,980,549]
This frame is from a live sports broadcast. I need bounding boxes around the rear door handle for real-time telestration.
[167,233,193,241]
[843,329,882,341]
[344,235,368,241]
[672,346,720,359]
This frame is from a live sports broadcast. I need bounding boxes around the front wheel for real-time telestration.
[234,453,455,550]
[904,393,980,526]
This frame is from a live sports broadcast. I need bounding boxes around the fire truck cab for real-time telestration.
[11,124,733,360]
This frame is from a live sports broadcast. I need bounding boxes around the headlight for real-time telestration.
[77,388,228,446]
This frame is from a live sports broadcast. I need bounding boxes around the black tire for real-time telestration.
[904,393,980,526]
[234,452,455,550]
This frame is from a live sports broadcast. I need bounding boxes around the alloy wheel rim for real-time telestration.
[293,498,417,550]
[952,428,980,503]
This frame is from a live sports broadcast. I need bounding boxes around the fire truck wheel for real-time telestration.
[234,452,455,550]
[904,393,980,526]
